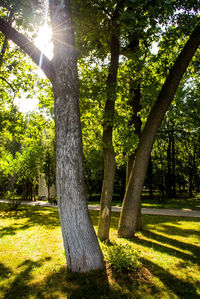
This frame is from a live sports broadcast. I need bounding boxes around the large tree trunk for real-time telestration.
[49,0,104,272]
[97,6,122,241]
[118,23,200,238]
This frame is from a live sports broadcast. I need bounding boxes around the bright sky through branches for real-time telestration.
[15,25,53,113]
[34,25,53,61]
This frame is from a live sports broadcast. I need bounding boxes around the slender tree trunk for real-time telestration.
[98,6,122,241]
[172,134,176,197]
[118,23,200,238]
[125,82,142,231]
[147,156,153,198]
[167,135,172,197]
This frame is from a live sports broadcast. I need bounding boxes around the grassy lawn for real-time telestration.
[88,193,200,211]
[0,203,200,298]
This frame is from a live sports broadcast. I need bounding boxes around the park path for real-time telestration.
[0,199,200,218]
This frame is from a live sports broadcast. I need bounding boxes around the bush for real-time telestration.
[6,190,22,211]
[102,242,141,273]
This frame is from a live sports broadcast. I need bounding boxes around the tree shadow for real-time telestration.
[0,224,31,238]
[40,265,135,298]
[0,204,60,229]
[141,257,200,298]
[3,258,51,299]
[131,230,200,268]
[141,230,200,264]
[157,223,200,238]
[0,262,12,279]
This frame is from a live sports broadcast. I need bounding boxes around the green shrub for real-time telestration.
[6,190,22,211]
[102,242,141,273]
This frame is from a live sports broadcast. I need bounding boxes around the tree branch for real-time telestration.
[0,17,55,83]
[0,76,15,93]
[0,10,14,69]
[137,22,200,157]
[90,0,112,18]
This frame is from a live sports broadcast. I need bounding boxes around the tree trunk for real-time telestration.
[49,0,104,272]
[125,82,142,231]
[167,135,172,197]
[172,134,176,197]
[97,6,122,241]
[147,156,153,198]
[118,23,200,238]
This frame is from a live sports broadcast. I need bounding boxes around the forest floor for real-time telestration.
[0,203,199,298]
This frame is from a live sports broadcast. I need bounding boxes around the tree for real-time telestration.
[118,22,200,238]
[0,1,104,272]
[97,2,124,241]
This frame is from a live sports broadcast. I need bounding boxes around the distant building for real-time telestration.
[38,173,56,199]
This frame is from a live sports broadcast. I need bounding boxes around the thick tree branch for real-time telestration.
[0,17,55,83]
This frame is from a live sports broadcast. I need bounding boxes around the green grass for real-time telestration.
[88,193,200,211]
[0,203,200,298]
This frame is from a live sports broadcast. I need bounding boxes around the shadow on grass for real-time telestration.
[0,204,60,229]
[2,258,136,298]
[3,260,127,299]
[141,230,200,264]
[0,224,31,238]
[0,262,12,279]
[158,223,200,238]
[43,267,112,298]
[3,258,51,299]
[40,265,142,298]
[141,257,200,298]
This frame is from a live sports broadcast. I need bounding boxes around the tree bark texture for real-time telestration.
[97,7,121,241]
[49,0,104,272]
[0,0,104,272]
[118,22,200,238]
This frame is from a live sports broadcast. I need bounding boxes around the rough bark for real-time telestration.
[118,22,200,238]
[48,0,104,272]
[0,0,104,273]
[97,5,122,241]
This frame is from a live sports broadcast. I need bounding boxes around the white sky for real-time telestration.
[14,25,53,114]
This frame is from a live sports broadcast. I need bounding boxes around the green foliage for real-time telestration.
[6,189,22,211]
[102,242,141,273]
